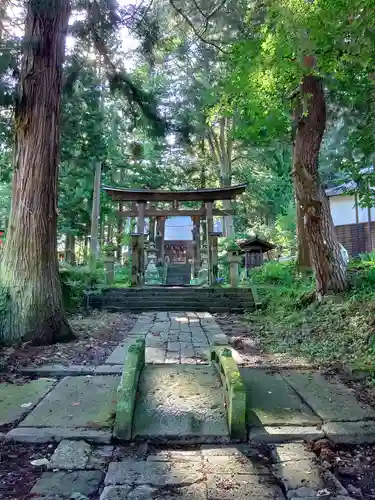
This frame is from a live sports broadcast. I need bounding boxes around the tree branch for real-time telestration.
[168,0,229,54]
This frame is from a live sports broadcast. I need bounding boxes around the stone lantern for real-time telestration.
[197,245,209,286]
[226,241,243,288]
[145,241,161,285]
[103,243,116,285]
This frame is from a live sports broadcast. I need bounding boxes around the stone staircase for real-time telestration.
[166,263,191,285]
[87,286,255,313]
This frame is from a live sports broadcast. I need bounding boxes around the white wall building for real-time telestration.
[326,181,374,256]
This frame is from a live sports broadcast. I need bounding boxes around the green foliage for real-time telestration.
[248,257,375,365]
[113,262,132,288]
[59,264,104,312]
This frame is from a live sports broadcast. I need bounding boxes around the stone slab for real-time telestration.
[132,365,228,440]
[0,378,56,426]
[147,450,202,461]
[240,369,321,426]
[211,333,229,346]
[323,420,375,444]
[283,371,375,422]
[105,459,204,486]
[100,484,206,500]
[200,445,260,457]
[6,427,112,444]
[49,440,92,470]
[272,459,323,491]
[100,486,132,500]
[204,454,269,475]
[206,474,284,500]
[159,484,207,499]
[30,470,103,497]
[249,426,324,443]
[95,365,123,375]
[19,376,119,429]
[145,347,166,364]
[105,342,132,364]
[271,443,315,463]
[19,365,95,376]
[87,445,114,469]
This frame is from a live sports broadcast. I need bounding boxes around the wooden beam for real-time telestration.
[117,208,234,217]
[103,183,247,202]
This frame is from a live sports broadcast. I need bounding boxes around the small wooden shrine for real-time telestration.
[239,236,276,272]
[103,184,246,286]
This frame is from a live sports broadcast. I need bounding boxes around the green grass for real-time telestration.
[246,256,375,367]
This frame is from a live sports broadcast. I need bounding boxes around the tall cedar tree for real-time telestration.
[0,0,73,344]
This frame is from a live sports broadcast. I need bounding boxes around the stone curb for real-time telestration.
[249,426,324,443]
[18,365,96,377]
[114,337,145,440]
[6,427,111,444]
[211,346,247,440]
[18,364,124,376]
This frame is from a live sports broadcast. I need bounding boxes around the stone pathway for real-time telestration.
[132,364,229,441]
[106,311,228,366]
[2,310,375,498]
[28,441,355,499]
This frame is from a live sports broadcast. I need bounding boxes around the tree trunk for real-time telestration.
[295,196,311,268]
[107,224,113,244]
[222,175,234,237]
[117,203,124,263]
[0,0,73,345]
[89,160,101,271]
[293,75,346,296]
[64,233,76,265]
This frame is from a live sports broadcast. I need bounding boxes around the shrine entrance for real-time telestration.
[103,184,246,287]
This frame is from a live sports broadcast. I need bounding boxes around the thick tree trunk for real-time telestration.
[295,196,311,268]
[0,0,73,345]
[293,75,346,296]
[64,233,76,265]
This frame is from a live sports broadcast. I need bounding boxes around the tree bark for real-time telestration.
[64,233,76,265]
[116,203,124,263]
[222,175,234,237]
[89,160,101,271]
[293,75,346,296]
[0,0,73,345]
[295,195,311,269]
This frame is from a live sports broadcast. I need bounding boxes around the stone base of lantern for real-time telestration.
[197,267,209,286]
[145,264,162,285]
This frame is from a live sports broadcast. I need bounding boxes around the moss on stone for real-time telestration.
[114,337,145,440]
[211,346,247,439]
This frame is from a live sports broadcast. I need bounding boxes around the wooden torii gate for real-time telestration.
[103,184,247,286]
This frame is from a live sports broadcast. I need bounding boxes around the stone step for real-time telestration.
[105,305,246,312]
[88,287,255,313]
[96,288,253,294]
[101,295,253,301]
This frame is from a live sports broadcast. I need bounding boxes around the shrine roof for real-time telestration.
[239,236,276,252]
[102,184,247,202]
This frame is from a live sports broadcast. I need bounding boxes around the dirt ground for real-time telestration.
[0,310,137,383]
[0,442,56,500]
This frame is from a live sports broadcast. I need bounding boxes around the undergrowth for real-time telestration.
[246,255,375,367]
[59,264,104,312]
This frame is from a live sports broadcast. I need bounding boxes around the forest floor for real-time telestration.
[0,311,137,383]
